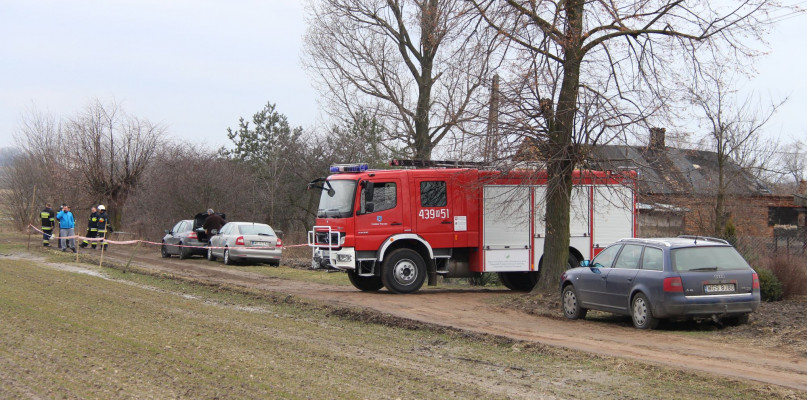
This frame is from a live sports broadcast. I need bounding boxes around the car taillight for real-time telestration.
[663,277,684,292]
[276,238,283,247]
[188,232,197,239]
[235,236,245,246]
[752,273,760,289]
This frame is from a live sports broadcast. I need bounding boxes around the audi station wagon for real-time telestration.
[560,236,761,329]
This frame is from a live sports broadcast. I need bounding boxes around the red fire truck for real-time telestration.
[308,161,636,293]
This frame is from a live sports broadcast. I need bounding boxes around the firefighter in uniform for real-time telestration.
[96,205,109,250]
[40,203,56,247]
[80,206,99,249]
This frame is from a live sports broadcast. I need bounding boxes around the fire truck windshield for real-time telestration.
[317,179,357,218]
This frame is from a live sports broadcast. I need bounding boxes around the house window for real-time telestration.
[768,207,799,226]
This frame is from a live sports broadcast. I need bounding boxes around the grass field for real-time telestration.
[0,237,799,399]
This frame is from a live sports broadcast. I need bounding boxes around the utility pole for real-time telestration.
[484,74,500,163]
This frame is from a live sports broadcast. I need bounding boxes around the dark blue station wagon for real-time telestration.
[560,236,761,329]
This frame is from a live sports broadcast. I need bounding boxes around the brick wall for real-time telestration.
[638,194,799,238]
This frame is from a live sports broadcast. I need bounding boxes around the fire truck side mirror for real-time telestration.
[308,177,335,197]
[365,181,375,202]
[358,180,375,214]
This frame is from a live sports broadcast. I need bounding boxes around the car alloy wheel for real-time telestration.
[631,293,659,329]
[562,285,587,320]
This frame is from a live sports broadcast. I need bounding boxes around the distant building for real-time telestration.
[587,128,803,238]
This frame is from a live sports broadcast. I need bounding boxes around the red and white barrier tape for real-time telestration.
[29,225,310,250]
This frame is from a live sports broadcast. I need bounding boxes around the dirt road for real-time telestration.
[85,246,807,392]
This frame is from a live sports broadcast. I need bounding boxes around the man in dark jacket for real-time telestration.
[96,205,110,250]
[202,209,226,237]
[40,203,56,247]
[80,206,99,249]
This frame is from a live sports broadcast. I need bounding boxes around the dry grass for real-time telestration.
[0,249,799,399]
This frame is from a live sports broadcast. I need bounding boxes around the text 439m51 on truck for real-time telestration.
[308,162,637,294]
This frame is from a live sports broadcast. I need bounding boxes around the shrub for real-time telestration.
[762,255,807,299]
[755,268,784,302]
[468,272,499,287]
[721,217,737,246]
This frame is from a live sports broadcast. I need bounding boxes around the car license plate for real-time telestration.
[252,241,270,246]
[704,283,735,293]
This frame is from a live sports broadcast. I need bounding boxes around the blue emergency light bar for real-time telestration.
[330,163,369,173]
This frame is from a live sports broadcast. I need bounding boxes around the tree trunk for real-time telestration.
[536,160,574,291]
[412,0,437,161]
[714,146,726,236]
[533,0,584,293]
[413,80,433,160]
[105,190,127,233]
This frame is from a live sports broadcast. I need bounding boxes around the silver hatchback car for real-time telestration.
[560,236,761,329]
[207,222,282,266]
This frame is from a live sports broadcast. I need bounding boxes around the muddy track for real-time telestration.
[94,246,807,392]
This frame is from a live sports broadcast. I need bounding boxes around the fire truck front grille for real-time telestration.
[315,231,342,246]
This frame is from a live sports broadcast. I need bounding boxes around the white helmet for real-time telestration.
[98,205,105,211]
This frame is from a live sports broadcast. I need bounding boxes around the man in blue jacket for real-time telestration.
[56,204,76,253]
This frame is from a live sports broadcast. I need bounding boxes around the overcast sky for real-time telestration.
[1,1,805,152]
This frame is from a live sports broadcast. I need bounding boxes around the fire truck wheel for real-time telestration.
[381,248,426,294]
[498,272,539,291]
[566,254,580,269]
[347,271,384,292]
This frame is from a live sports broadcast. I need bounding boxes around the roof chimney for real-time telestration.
[649,127,666,150]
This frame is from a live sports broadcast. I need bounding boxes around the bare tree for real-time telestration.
[1,154,46,230]
[324,109,400,167]
[689,65,786,236]
[8,107,89,229]
[780,140,807,190]
[303,0,499,159]
[64,100,165,229]
[470,0,795,292]
[125,142,261,240]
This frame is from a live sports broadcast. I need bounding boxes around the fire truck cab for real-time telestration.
[308,162,636,294]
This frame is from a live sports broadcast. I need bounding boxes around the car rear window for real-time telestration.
[238,225,275,236]
[671,246,751,272]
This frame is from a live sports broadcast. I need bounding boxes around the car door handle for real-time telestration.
[391,222,402,226]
